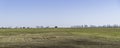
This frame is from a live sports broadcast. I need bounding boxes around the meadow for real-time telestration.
[0,28,120,48]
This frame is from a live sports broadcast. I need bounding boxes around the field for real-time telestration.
[0,28,120,48]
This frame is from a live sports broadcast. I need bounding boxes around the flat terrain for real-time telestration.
[0,28,120,48]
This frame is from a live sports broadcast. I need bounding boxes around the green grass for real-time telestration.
[0,28,120,48]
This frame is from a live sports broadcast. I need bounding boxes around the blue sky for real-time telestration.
[0,0,120,27]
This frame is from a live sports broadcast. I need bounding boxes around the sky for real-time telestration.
[0,0,120,27]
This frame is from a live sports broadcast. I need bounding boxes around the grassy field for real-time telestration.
[0,28,120,48]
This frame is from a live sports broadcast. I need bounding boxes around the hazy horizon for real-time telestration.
[0,0,120,27]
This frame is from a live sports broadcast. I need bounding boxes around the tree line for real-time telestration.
[71,24,120,28]
[1,24,120,29]
[0,26,58,29]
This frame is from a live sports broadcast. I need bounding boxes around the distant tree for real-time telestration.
[84,25,88,28]
[40,26,44,28]
[26,27,30,29]
[81,25,84,28]
[36,26,40,28]
[71,25,85,28]
[113,24,119,28]
[1,27,5,29]
[46,26,49,28]
[22,27,26,29]
[55,26,58,28]
[36,26,44,28]
[106,24,111,28]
